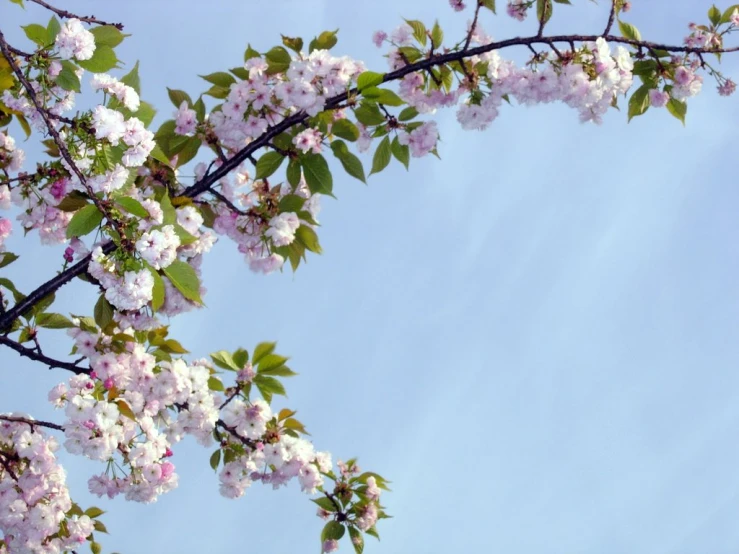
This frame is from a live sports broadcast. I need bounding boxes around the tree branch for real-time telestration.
[604,1,618,36]
[0,30,126,243]
[0,334,90,375]
[1,31,737,337]
[26,0,124,30]
[0,414,64,432]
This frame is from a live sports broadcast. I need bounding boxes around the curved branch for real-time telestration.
[182,33,739,201]
[1,32,738,335]
[26,0,124,30]
[0,415,64,432]
[604,1,618,36]
[0,241,114,333]
[0,334,90,375]
[0,31,126,242]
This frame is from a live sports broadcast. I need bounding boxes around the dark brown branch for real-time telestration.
[0,452,19,480]
[604,1,618,36]
[210,188,247,215]
[0,31,124,241]
[216,420,256,449]
[463,0,483,52]
[182,33,739,201]
[0,415,64,431]
[1,32,738,341]
[27,0,124,29]
[0,334,90,375]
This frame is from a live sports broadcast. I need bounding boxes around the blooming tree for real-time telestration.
[0,0,737,551]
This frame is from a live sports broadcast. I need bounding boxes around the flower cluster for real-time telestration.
[52,329,221,503]
[0,132,24,173]
[54,18,95,61]
[0,415,95,553]
[90,106,155,167]
[218,399,331,499]
[91,74,141,112]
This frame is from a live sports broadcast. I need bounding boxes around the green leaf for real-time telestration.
[76,45,119,73]
[22,24,49,46]
[391,137,409,170]
[330,140,365,183]
[115,197,148,218]
[480,0,496,13]
[232,348,249,368]
[167,88,192,109]
[255,375,287,400]
[0,252,18,268]
[370,136,392,175]
[148,266,165,312]
[332,119,360,142]
[281,35,304,53]
[84,507,105,518]
[55,61,81,93]
[208,376,225,391]
[200,71,236,88]
[536,0,553,25]
[121,61,141,94]
[359,87,404,107]
[252,342,276,364]
[31,293,55,317]
[46,16,61,43]
[398,106,418,122]
[258,354,289,372]
[255,151,285,180]
[91,542,102,554]
[209,449,221,471]
[173,223,197,246]
[91,25,126,48]
[309,29,338,52]
[721,4,739,24]
[244,44,260,61]
[431,20,444,50]
[94,294,114,329]
[627,85,650,121]
[116,399,136,421]
[301,154,333,195]
[93,520,108,534]
[174,137,201,167]
[353,103,385,126]
[618,20,642,41]
[356,71,384,91]
[404,19,427,46]
[265,46,292,74]
[312,497,338,512]
[708,5,722,26]
[212,350,240,371]
[192,96,206,123]
[8,0,24,6]
[286,159,302,187]
[349,527,365,554]
[162,261,202,304]
[36,313,74,329]
[279,194,306,212]
[666,98,687,125]
[0,277,23,303]
[258,365,297,377]
[66,204,103,239]
[321,521,345,542]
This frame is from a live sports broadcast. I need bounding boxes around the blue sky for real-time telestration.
[3,0,739,552]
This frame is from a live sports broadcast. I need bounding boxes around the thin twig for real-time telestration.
[0,334,90,374]
[27,0,124,29]
[0,415,64,431]
[604,0,618,36]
